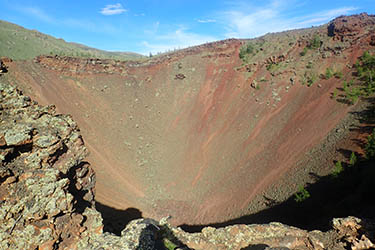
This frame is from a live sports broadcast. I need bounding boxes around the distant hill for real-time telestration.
[0,20,145,61]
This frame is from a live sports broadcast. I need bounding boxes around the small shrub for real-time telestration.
[332,89,338,99]
[239,43,255,61]
[325,67,334,79]
[349,151,357,166]
[346,86,362,105]
[300,47,308,56]
[307,73,317,87]
[308,35,321,49]
[306,61,313,69]
[334,71,343,79]
[294,186,310,202]
[332,161,343,177]
[365,129,375,159]
[266,63,279,72]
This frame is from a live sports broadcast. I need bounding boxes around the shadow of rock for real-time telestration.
[180,157,375,233]
[95,202,143,236]
[241,244,270,250]
[181,96,375,233]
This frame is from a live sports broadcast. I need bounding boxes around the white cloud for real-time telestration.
[100,3,127,16]
[141,27,218,55]
[197,19,217,23]
[218,0,357,38]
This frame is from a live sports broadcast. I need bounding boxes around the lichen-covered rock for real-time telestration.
[78,214,160,250]
[0,82,95,249]
[167,222,326,250]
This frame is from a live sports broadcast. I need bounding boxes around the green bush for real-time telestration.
[294,186,310,202]
[332,161,343,177]
[307,73,317,87]
[355,51,375,94]
[308,35,321,49]
[334,71,343,79]
[349,151,357,166]
[239,43,255,61]
[325,67,334,79]
[345,86,362,105]
[300,47,308,56]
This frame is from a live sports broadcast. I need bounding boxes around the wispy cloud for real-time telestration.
[16,6,54,23]
[296,7,358,26]
[144,21,160,35]
[13,5,119,35]
[141,27,217,55]
[100,3,127,16]
[63,18,119,34]
[218,0,357,38]
[197,19,216,23]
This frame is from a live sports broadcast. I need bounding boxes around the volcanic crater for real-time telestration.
[3,13,375,226]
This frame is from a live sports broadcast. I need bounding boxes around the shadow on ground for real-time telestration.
[95,202,143,235]
[180,157,375,233]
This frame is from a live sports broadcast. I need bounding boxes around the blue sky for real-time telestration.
[0,1,373,55]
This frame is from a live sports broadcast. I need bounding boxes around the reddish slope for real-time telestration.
[4,13,375,225]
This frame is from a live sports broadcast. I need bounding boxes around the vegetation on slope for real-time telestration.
[332,51,375,105]
[0,20,144,61]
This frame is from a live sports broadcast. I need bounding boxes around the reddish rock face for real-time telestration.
[5,14,375,226]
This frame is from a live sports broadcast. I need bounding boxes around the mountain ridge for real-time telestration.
[0,19,144,61]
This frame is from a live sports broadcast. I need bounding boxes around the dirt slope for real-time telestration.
[2,13,375,225]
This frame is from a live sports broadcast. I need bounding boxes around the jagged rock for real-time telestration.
[0,82,95,249]
[333,217,375,250]
[328,13,375,41]
[168,222,326,250]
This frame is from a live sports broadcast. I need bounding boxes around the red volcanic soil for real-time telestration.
[3,14,375,225]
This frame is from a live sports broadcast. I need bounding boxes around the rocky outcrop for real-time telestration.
[33,55,132,75]
[328,13,375,41]
[0,81,94,249]
[0,57,9,74]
